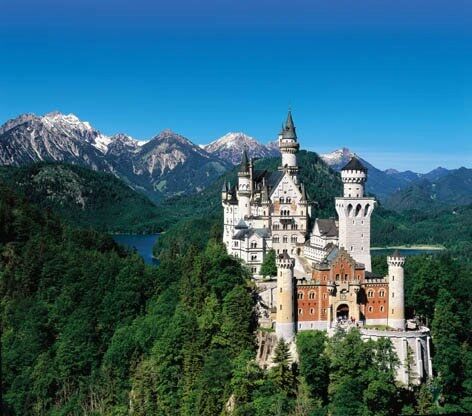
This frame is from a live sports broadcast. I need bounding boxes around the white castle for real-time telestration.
[222,111,432,385]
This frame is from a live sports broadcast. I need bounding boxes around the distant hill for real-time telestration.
[383,167,472,211]
[0,163,163,233]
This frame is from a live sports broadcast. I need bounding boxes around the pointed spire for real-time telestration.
[221,181,228,192]
[261,177,269,203]
[282,109,297,140]
[300,183,308,202]
[239,148,249,172]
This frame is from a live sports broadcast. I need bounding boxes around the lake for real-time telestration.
[113,234,160,265]
[112,234,442,265]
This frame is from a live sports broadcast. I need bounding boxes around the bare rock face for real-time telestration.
[0,113,228,201]
[204,132,279,165]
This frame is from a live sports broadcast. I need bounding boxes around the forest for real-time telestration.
[1,174,471,415]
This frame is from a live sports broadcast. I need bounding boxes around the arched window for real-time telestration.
[379,290,385,297]
[368,306,373,312]
[283,236,288,243]
[298,308,303,315]
[380,306,384,312]
[347,204,353,217]
[355,204,362,217]
[297,292,303,299]
[308,291,315,299]
[291,235,297,243]
[368,290,374,298]
[310,308,315,315]
[364,204,370,216]
[273,235,279,243]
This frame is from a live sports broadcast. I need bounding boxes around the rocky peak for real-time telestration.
[204,132,279,165]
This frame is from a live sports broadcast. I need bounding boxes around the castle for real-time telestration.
[222,111,433,384]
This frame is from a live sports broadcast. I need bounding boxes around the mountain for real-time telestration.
[384,167,472,211]
[320,147,410,200]
[203,132,279,165]
[0,163,163,233]
[320,147,460,202]
[133,129,229,198]
[0,112,228,201]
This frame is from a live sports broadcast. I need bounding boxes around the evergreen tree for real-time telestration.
[260,249,277,278]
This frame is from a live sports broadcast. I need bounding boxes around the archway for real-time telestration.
[336,304,349,320]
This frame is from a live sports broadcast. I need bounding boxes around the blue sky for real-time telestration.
[0,0,470,172]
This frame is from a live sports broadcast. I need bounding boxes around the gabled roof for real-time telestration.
[234,219,248,229]
[341,156,367,173]
[232,227,270,240]
[315,218,338,237]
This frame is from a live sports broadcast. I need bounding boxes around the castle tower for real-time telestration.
[387,250,405,330]
[335,157,375,271]
[275,252,295,341]
[237,149,251,220]
[278,110,299,179]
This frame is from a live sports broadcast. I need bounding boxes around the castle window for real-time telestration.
[291,235,297,243]
[392,276,394,281]
[301,211,304,215]
[251,255,257,261]
[335,274,340,281]
[368,290,374,298]
[298,308,303,315]
[283,236,288,243]
[273,235,279,243]
[297,292,303,299]
[280,288,282,293]
[379,290,385,297]
[392,292,394,298]
[368,306,373,312]
[280,304,282,310]
[250,242,257,248]
[380,306,384,312]
[344,274,348,280]
[391,308,394,314]
[310,308,314,315]
[308,291,315,299]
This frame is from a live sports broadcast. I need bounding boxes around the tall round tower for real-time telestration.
[276,252,295,341]
[387,250,405,330]
[335,157,376,271]
[278,110,299,178]
[237,149,251,220]
[340,157,367,198]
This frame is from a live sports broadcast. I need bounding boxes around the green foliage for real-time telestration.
[260,249,277,278]
[0,163,163,233]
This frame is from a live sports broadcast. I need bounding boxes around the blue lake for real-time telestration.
[112,233,443,265]
[113,234,160,265]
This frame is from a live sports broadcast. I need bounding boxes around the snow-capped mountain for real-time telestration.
[204,132,279,165]
[0,112,114,171]
[320,147,358,171]
[0,112,228,201]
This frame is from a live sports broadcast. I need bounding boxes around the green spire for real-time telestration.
[282,109,297,140]
[239,148,249,172]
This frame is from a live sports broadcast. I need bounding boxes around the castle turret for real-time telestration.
[387,250,405,330]
[276,252,295,341]
[278,110,299,178]
[335,157,375,271]
[237,149,251,220]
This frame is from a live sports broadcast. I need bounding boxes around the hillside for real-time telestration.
[0,163,163,233]
[384,167,472,211]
